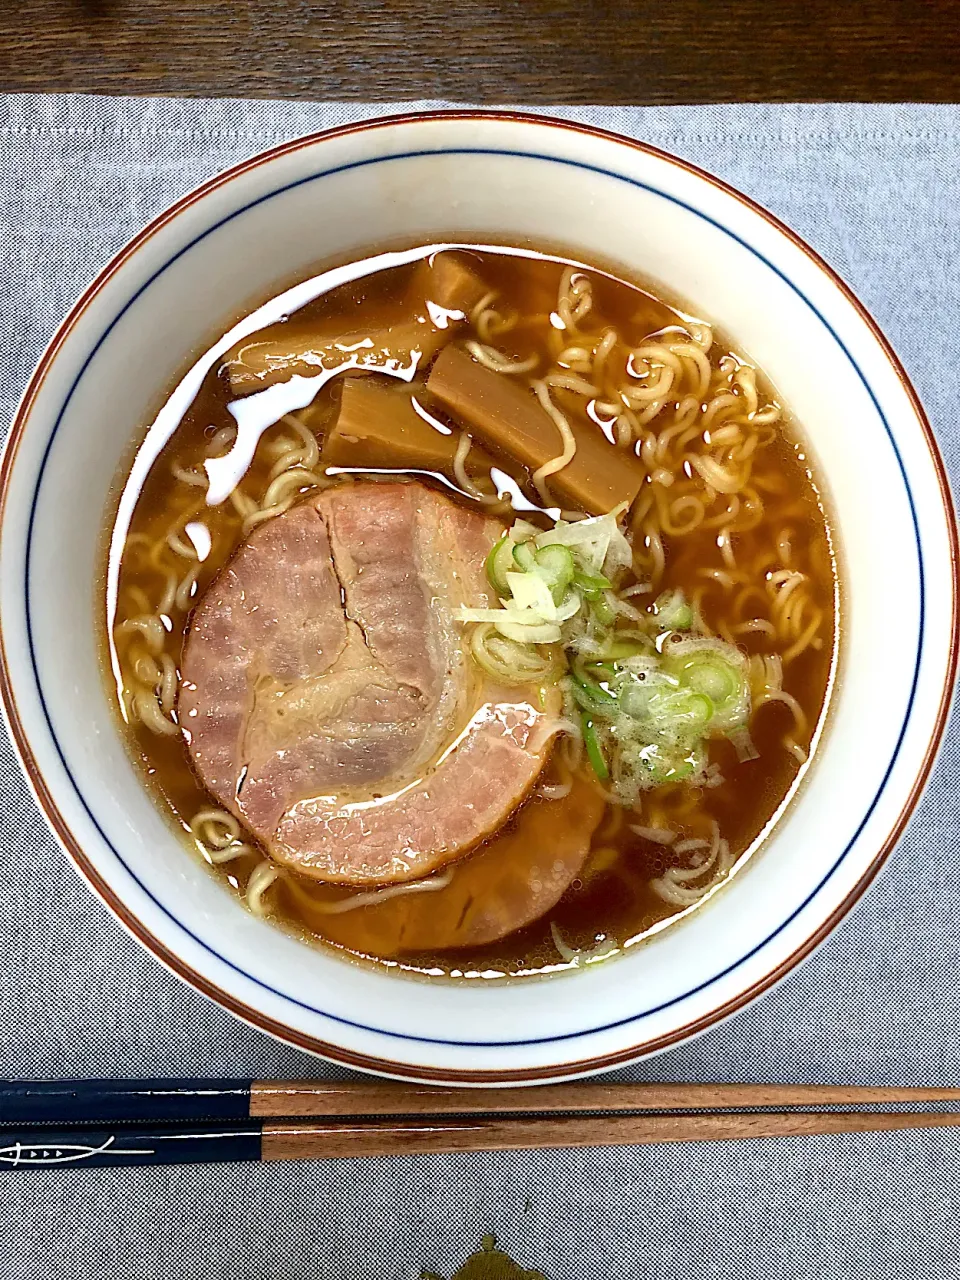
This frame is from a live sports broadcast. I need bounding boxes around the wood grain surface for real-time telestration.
[249,1079,960,1118]
[1,0,959,104]
[261,1110,960,1160]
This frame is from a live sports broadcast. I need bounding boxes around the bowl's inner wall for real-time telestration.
[5,129,946,1074]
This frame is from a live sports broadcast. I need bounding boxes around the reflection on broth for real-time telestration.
[104,244,837,980]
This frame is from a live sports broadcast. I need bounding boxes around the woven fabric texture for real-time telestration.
[0,96,958,1279]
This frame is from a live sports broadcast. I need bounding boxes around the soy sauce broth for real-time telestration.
[104,243,837,980]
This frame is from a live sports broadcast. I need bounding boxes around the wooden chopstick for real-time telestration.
[5,1078,960,1127]
[249,1079,960,1117]
[263,1109,960,1160]
[1,1109,959,1170]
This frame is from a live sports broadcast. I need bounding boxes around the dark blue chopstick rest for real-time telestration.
[0,1123,263,1169]
[0,1079,254,1125]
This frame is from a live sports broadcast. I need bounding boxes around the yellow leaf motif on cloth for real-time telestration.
[422,1234,549,1280]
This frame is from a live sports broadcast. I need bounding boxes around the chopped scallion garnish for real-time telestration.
[581,712,610,781]
[461,509,758,803]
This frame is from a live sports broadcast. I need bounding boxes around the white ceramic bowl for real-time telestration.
[1,111,956,1084]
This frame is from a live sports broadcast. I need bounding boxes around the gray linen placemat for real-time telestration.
[1,95,959,1279]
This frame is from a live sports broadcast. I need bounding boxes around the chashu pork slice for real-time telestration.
[285,773,606,956]
[179,481,561,886]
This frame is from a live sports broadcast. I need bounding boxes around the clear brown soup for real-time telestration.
[105,244,836,980]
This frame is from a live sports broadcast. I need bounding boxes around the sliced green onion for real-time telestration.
[512,541,537,572]
[509,518,540,544]
[657,688,714,731]
[495,618,562,644]
[581,712,610,780]
[504,570,556,618]
[633,741,704,787]
[536,506,631,578]
[573,569,613,593]
[589,595,616,627]
[467,510,753,806]
[618,682,654,720]
[469,623,561,685]
[653,589,693,632]
[651,750,695,785]
[534,544,575,602]
[677,689,714,729]
[485,533,515,597]
[585,660,617,680]
[598,637,653,661]
[569,669,618,715]
[664,638,750,733]
[615,665,674,714]
[681,658,739,703]
[572,656,617,692]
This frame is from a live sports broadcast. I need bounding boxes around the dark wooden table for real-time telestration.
[1,0,959,102]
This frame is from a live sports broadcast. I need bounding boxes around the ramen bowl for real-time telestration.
[0,112,955,1084]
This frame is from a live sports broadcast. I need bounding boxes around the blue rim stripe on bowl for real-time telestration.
[23,146,924,1049]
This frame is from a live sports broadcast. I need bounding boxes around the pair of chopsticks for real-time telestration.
[2,1079,959,1169]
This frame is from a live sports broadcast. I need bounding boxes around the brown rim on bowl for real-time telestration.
[1,110,957,1084]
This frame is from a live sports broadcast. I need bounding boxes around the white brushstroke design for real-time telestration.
[0,1135,154,1166]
